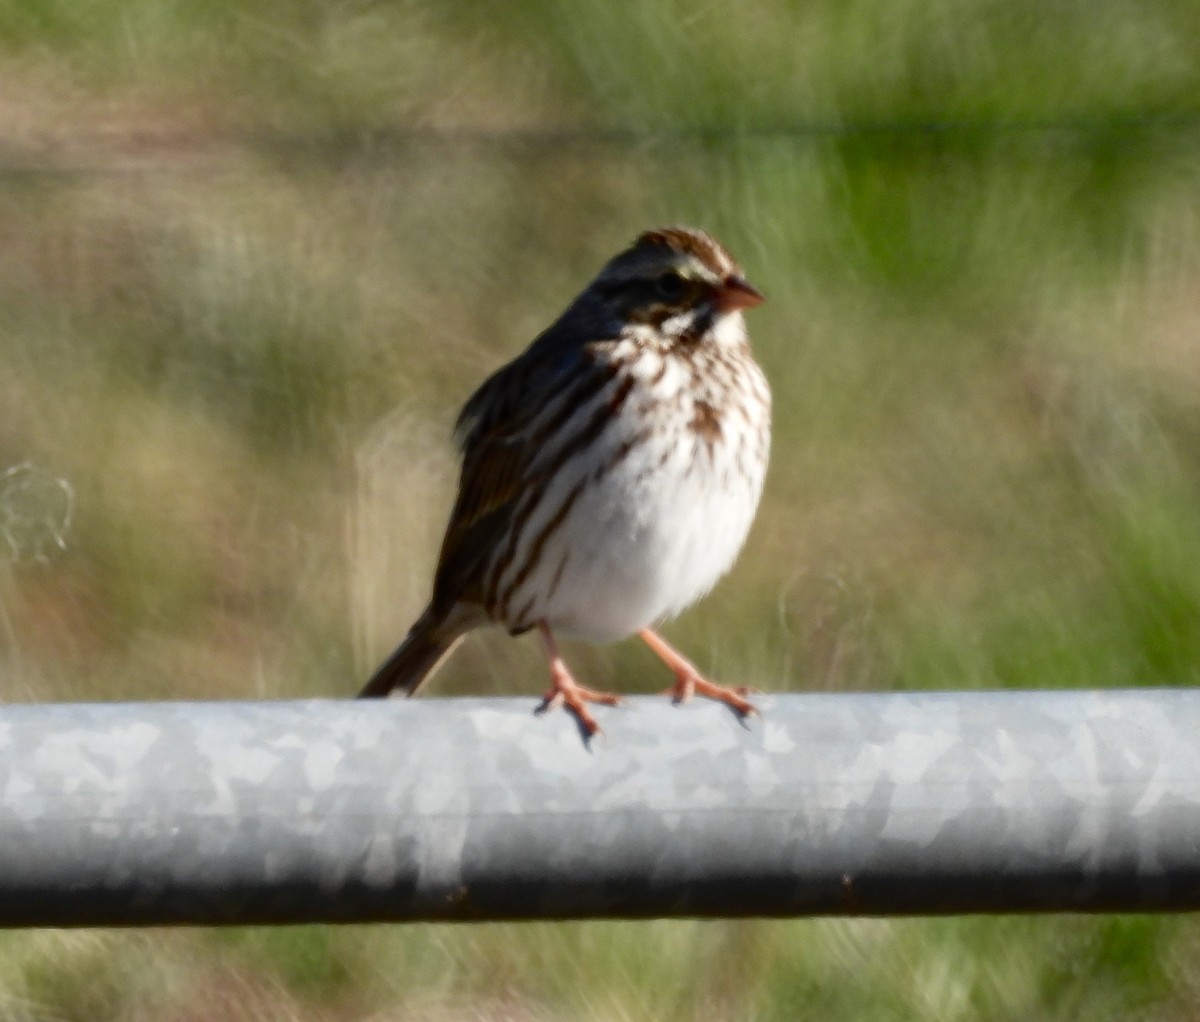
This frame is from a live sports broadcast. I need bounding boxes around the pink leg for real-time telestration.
[638,628,758,718]
[537,622,623,736]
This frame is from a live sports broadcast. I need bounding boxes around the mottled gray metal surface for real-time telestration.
[1,690,1199,926]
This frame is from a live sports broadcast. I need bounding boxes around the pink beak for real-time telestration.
[715,275,765,312]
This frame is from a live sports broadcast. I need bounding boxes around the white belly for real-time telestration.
[487,337,770,643]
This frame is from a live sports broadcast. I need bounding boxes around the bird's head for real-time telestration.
[585,226,764,345]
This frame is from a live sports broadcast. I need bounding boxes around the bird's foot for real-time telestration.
[664,672,758,718]
[638,627,758,719]
[536,670,623,737]
[535,622,622,737]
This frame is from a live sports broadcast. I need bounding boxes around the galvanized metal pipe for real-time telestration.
[1,690,1198,926]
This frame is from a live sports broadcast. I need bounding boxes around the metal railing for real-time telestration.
[1,689,1197,927]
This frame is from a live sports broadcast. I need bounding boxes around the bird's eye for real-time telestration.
[655,272,686,300]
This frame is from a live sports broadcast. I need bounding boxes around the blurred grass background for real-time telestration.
[1,0,1199,1018]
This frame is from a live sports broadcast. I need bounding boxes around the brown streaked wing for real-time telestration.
[430,458,522,615]
[430,358,533,616]
[429,342,616,618]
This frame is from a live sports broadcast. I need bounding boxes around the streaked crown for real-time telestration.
[591,226,763,333]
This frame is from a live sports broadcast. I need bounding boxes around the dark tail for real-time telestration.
[358,607,465,698]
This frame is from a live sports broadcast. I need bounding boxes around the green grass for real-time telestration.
[2,0,1200,1018]
[0,916,1186,1021]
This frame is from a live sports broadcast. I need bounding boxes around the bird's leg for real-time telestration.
[639,628,758,718]
[536,622,623,736]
